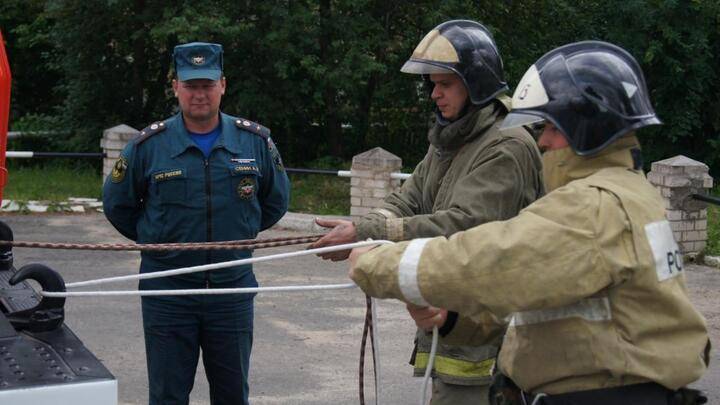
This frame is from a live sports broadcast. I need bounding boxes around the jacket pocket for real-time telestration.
[151,168,188,204]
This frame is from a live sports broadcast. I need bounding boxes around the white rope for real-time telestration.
[36,238,441,405]
[64,240,392,288]
[42,283,357,297]
[420,327,439,405]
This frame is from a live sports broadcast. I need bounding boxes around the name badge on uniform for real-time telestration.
[153,168,185,182]
[645,220,683,281]
[232,165,259,174]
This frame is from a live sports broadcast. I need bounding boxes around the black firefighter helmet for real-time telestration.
[501,41,661,156]
[401,20,508,106]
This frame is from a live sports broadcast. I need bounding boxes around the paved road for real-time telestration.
[1,214,421,405]
[1,213,718,404]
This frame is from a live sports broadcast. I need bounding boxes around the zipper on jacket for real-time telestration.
[204,158,212,287]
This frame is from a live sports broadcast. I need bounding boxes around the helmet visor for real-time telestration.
[500,112,546,131]
[401,60,455,75]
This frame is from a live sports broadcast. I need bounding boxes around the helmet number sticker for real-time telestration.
[513,65,549,109]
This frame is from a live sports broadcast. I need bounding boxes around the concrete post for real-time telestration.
[647,155,713,255]
[100,124,139,182]
[350,147,402,218]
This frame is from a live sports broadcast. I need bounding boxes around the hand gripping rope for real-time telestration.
[6,236,440,405]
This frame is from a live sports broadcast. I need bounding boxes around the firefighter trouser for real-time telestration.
[432,378,491,405]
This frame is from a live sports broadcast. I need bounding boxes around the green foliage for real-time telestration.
[1,163,350,216]
[708,203,720,256]
[706,185,720,256]
[597,0,720,171]
[1,0,719,172]
[3,163,102,201]
[288,173,350,215]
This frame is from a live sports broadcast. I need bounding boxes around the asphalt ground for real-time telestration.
[1,214,421,405]
[1,213,718,404]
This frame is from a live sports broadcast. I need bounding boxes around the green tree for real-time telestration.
[2,0,719,174]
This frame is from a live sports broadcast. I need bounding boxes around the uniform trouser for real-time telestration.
[141,278,254,405]
[431,378,491,405]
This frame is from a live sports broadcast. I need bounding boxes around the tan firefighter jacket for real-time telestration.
[355,98,544,385]
[351,136,710,394]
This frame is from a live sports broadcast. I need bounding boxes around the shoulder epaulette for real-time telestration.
[136,121,167,144]
[235,118,271,139]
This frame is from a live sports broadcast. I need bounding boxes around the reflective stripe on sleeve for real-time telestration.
[398,238,432,306]
[508,297,611,327]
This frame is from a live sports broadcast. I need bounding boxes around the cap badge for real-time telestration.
[191,55,205,65]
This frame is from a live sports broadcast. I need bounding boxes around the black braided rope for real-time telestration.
[359,294,376,405]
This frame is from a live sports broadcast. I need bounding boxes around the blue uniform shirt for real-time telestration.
[102,112,290,285]
[189,124,221,158]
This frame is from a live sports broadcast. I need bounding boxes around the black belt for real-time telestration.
[522,382,679,405]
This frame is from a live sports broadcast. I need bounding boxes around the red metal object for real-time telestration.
[0,30,11,203]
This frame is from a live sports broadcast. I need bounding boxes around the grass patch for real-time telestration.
[706,186,720,256]
[1,165,350,216]
[4,165,102,201]
[287,173,350,216]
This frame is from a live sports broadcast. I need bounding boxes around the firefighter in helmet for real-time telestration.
[311,20,543,404]
[349,41,710,405]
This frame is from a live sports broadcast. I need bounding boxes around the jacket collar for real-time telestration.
[428,99,502,152]
[169,112,243,158]
[542,135,641,192]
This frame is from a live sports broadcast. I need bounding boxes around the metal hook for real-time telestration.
[6,263,66,332]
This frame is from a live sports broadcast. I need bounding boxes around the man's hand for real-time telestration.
[309,218,357,261]
[406,303,448,332]
[348,245,375,280]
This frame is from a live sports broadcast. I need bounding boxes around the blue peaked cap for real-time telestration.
[173,42,223,81]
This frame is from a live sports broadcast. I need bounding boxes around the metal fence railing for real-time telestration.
[4,151,413,180]
[7,151,104,159]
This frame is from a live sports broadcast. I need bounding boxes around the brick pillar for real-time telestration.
[647,155,713,255]
[100,124,139,182]
[350,147,402,218]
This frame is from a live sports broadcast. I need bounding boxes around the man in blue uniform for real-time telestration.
[103,42,290,405]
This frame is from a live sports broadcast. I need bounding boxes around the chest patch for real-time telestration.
[644,220,683,282]
[153,169,185,182]
[267,137,284,171]
[237,177,256,200]
[111,157,128,183]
